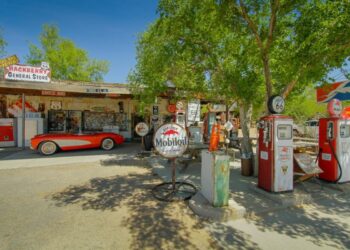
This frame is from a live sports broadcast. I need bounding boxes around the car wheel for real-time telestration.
[39,141,58,156]
[101,138,115,151]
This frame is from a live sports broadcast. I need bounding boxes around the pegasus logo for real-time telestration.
[318,81,350,103]
[163,129,179,136]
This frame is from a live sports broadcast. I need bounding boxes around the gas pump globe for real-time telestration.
[318,99,350,183]
[258,95,294,192]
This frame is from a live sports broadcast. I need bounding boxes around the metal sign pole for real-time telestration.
[22,93,25,149]
[172,158,176,191]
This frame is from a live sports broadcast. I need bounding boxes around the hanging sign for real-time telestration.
[4,64,51,82]
[135,122,149,137]
[153,123,189,158]
[0,55,19,68]
[187,99,200,125]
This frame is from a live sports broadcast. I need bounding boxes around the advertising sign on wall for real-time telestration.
[317,81,350,103]
[135,122,149,137]
[4,64,51,82]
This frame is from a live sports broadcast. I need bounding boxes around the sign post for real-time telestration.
[151,123,196,201]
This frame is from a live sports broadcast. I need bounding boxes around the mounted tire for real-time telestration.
[39,141,58,156]
[101,138,115,151]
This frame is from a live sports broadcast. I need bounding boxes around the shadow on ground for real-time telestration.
[0,142,140,161]
[50,167,260,249]
[100,154,149,167]
[50,172,204,249]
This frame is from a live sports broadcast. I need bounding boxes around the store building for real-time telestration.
[0,78,174,147]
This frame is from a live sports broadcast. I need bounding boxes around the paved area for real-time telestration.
[0,144,349,249]
[148,152,350,249]
[0,144,214,250]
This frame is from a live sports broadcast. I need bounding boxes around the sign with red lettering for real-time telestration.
[4,64,51,83]
[153,123,188,158]
[41,90,66,96]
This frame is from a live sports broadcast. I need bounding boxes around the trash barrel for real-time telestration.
[143,132,154,151]
[241,153,253,176]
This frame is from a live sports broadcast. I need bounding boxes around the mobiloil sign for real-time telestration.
[153,123,188,159]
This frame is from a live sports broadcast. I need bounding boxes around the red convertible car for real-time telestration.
[30,132,124,155]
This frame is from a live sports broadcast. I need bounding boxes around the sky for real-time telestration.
[0,0,159,83]
[1,0,348,85]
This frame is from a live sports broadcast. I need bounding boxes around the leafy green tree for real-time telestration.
[285,87,327,124]
[0,28,7,58]
[26,25,109,82]
[220,0,350,103]
[130,0,350,156]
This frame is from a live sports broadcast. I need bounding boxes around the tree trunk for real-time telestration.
[239,102,253,156]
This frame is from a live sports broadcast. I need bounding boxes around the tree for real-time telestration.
[26,25,109,82]
[284,87,327,124]
[218,0,350,102]
[0,28,6,58]
[130,0,350,156]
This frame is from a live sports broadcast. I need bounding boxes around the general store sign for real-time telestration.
[4,64,51,82]
[153,123,188,158]
[0,55,19,68]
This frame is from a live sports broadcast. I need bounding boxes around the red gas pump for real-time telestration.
[318,99,350,183]
[258,96,294,192]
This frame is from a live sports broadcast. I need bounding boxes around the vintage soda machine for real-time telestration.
[0,118,15,147]
[318,99,350,183]
[258,95,294,192]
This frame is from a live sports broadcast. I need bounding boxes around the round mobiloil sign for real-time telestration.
[327,98,342,117]
[153,123,189,158]
[135,122,149,137]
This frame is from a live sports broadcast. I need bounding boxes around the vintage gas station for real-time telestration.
[0,58,350,220]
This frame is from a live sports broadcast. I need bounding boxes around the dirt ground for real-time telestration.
[0,159,215,250]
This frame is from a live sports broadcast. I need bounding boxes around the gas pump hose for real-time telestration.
[327,140,343,183]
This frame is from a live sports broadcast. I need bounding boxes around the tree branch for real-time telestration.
[238,0,264,51]
[266,0,280,52]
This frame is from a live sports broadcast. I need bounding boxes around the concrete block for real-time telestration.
[188,192,246,222]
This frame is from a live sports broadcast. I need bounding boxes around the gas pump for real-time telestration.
[318,99,350,183]
[258,95,294,192]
